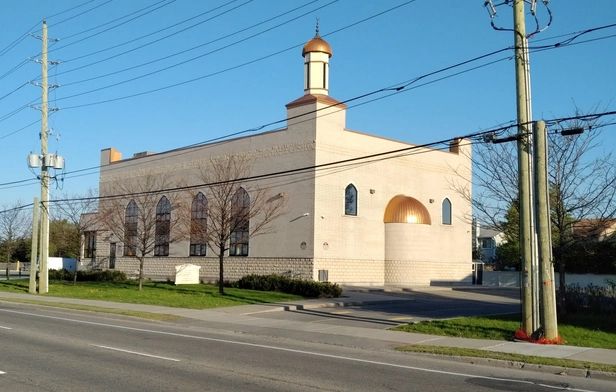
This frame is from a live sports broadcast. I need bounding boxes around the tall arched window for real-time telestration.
[345,184,357,216]
[124,200,138,256]
[230,188,250,256]
[442,198,452,225]
[190,192,207,256]
[155,196,171,256]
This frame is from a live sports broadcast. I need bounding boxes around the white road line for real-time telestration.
[0,309,600,392]
[0,326,12,330]
[92,345,180,362]
[0,371,5,374]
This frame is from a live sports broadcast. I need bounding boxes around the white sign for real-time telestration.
[174,264,201,285]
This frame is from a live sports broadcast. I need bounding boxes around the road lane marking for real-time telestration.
[0,371,5,375]
[0,326,12,329]
[389,317,413,321]
[330,311,352,314]
[0,309,600,392]
[92,345,180,362]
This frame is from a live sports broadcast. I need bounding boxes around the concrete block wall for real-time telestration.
[114,257,313,282]
[313,258,384,285]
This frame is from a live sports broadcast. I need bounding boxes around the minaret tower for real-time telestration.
[286,22,346,130]
[302,20,332,96]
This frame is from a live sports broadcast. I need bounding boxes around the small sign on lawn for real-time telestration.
[175,264,201,285]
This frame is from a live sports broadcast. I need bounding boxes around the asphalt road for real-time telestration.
[1,302,613,392]
[254,288,523,329]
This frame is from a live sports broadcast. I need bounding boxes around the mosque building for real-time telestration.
[86,29,473,286]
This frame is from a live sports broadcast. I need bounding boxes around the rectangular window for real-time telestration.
[229,231,249,256]
[480,238,494,249]
[84,231,96,258]
[124,222,137,256]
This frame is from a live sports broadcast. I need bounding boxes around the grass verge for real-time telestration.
[392,313,616,373]
[0,297,182,321]
[390,313,616,349]
[0,279,304,309]
[396,345,616,374]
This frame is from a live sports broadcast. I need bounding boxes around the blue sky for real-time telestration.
[1,0,615,208]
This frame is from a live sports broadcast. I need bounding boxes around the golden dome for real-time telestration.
[302,33,332,57]
[384,195,432,224]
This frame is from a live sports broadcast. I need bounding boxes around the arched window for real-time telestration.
[190,192,207,256]
[230,188,249,256]
[442,198,452,225]
[155,196,171,256]
[345,184,357,216]
[124,200,138,256]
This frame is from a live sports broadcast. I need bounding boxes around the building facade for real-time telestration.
[86,31,473,286]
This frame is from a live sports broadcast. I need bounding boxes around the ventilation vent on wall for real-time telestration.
[318,270,328,282]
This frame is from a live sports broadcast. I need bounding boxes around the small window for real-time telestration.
[481,238,494,249]
[124,200,138,256]
[345,184,357,216]
[442,198,452,225]
[154,196,171,257]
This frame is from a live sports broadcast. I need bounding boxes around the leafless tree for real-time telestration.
[97,174,188,290]
[52,188,98,285]
[193,154,287,294]
[452,106,616,315]
[0,200,30,278]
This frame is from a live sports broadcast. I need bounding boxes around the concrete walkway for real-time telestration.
[1,285,614,377]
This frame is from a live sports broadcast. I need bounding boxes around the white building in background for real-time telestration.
[85,30,473,286]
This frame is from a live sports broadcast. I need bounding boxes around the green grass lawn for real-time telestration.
[0,279,304,309]
[391,312,616,349]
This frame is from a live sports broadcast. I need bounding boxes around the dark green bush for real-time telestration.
[233,274,342,298]
[48,269,127,282]
[77,269,127,282]
[562,283,616,316]
[48,269,73,281]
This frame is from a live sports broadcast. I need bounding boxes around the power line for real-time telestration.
[58,0,169,39]
[57,0,256,67]
[1,110,615,211]
[47,0,177,54]
[44,0,101,21]
[57,0,323,84]
[48,21,616,110]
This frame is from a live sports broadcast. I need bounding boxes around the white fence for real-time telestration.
[482,271,616,288]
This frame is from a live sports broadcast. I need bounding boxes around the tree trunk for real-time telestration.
[73,258,78,286]
[138,257,144,291]
[218,244,225,295]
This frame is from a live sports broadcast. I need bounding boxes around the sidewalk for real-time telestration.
[1,286,614,376]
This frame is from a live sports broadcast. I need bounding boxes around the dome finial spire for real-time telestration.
[315,17,320,37]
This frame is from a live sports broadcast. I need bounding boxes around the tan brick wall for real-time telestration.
[114,257,313,283]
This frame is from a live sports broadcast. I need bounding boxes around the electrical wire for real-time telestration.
[59,0,170,39]
[46,0,178,54]
[57,0,256,67]
[57,0,324,84]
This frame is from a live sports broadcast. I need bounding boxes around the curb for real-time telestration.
[405,352,616,381]
[247,299,417,313]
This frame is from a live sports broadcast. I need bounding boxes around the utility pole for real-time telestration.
[485,0,553,336]
[512,0,535,336]
[28,21,61,293]
[29,197,39,294]
[533,120,558,340]
[39,20,50,294]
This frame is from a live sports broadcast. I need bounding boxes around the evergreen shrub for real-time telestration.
[233,274,342,298]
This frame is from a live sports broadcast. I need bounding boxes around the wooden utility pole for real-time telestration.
[513,0,535,335]
[39,21,50,293]
[29,197,39,294]
[533,120,558,340]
